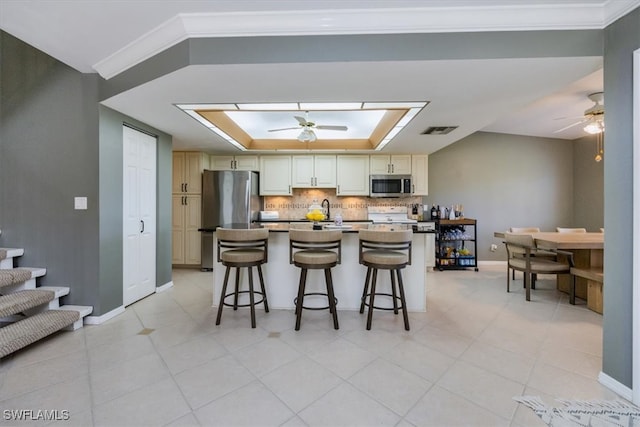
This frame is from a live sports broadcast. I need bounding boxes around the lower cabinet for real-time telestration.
[172,194,202,265]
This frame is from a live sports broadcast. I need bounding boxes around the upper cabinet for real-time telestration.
[172,152,209,194]
[260,156,292,195]
[291,155,337,188]
[370,155,412,175]
[210,155,259,171]
[411,154,429,196]
[336,155,370,196]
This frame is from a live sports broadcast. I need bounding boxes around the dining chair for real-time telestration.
[556,227,587,233]
[504,232,574,301]
[506,227,554,283]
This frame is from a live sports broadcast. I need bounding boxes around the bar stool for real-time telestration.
[215,227,269,328]
[289,229,342,331]
[358,229,412,331]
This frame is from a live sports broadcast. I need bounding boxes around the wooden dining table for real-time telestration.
[494,231,604,302]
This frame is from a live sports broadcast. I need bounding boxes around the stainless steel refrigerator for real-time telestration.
[200,170,263,270]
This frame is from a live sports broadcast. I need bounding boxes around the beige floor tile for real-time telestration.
[90,353,170,405]
[164,412,201,426]
[234,337,302,377]
[307,337,377,379]
[194,381,294,426]
[157,333,228,374]
[0,351,88,401]
[537,344,602,378]
[5,329,86,368]
[173,354,255,410]
[348,358,432,416]
[298,382,400,426]
[93,377,191,426]
[437,360,525,420]
[411,323,474,358]
[87,333,155,371]
[460,340,536,384]
[380,339,455,383]
[405,385,511,427]
[527,361,619,400]
[260,355,342,412]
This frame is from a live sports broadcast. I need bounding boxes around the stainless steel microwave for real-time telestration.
[369,175,413,198]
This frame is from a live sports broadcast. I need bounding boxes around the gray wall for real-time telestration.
[602,6,640,389]
[0,31,101,308]
[425,132,576,261]
[0,31,173,316]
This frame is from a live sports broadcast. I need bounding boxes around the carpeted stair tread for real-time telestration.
[0,290,55,317]
[0,269,34,288]
[0,309,80,358]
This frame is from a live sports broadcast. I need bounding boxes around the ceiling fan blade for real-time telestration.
[316,125,348,131]
[553,119,587,133]
[268,127,300,132]
[294,116,308,126]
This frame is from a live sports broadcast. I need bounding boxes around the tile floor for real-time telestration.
[0,265,620,426]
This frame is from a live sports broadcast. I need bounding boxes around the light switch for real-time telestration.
[74,197,87,210]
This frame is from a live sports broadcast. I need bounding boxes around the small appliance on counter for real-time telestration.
[367,206,418,224]
[259,211,279,221]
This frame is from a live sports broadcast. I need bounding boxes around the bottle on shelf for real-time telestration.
[430,205,438,220]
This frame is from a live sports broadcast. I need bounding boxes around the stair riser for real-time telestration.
[0,259,13,269]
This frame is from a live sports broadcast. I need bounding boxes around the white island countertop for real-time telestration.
[210,226,433,312]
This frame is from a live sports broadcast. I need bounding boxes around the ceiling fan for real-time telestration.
[268,111,348,142]
[554,92,605,134]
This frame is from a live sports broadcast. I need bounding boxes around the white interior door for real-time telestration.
[123,125,157,306]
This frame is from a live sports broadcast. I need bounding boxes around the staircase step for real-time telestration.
[0,248,24,270]
[0,289,56,318]
[0,267,46,294]
[22,286,70,314]
[0,309,80,358]
[58,305,93,330]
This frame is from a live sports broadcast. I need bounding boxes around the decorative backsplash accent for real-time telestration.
[264,189,423,220]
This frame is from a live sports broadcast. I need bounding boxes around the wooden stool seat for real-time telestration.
[215,228,270,328]
[358,229,412,331]
[289,229,342,331]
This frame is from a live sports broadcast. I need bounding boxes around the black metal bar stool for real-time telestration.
[215,227,269,328]
[289,229,342,331]
[358,229,412,331]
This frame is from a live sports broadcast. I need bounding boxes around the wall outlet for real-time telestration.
[490,244,498,252]
[74,196,87,210]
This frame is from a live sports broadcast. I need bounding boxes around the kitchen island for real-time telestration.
[210,223,434,312]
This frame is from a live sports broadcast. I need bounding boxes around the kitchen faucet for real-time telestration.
[321,199,330,220]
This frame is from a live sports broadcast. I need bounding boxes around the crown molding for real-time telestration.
[93,1,640,79]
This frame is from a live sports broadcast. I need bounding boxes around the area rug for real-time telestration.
[514,395,640,426]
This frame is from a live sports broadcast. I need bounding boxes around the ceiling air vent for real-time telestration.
[421,126,458,135]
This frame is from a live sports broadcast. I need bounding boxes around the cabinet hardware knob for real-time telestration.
[140,220,145,233]
[185,183,188,192]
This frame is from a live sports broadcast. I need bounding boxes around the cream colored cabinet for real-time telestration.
[411,154,429,195]
[291,155,336,188]
[260,156,292,195]
[173,152,209,193]
[336,155,370,196]
[370,155,412,175]
[172,194,201,265]
[210,155,259,171]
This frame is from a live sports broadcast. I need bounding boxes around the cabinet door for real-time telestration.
[172,152,186,193]
[370,155,390,174]
[210,156,235,171]
[391,155,412,174]
[184,195,202,265]
[185,152,205,193]
[411,155,429,195]
[171,195,185,264]
[313,155,337,187]
[291,155,314,187]
[234,156,259,171]
[336,155,369,195]
[260,156,292,195]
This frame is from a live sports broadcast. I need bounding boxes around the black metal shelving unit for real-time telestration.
[435,218,478,271]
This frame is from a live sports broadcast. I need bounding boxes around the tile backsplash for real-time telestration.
[263,188,423,220]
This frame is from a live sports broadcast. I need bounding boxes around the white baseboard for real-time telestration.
[156,281,173,293]
[84,305,125,325]
[598,371,633,401]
